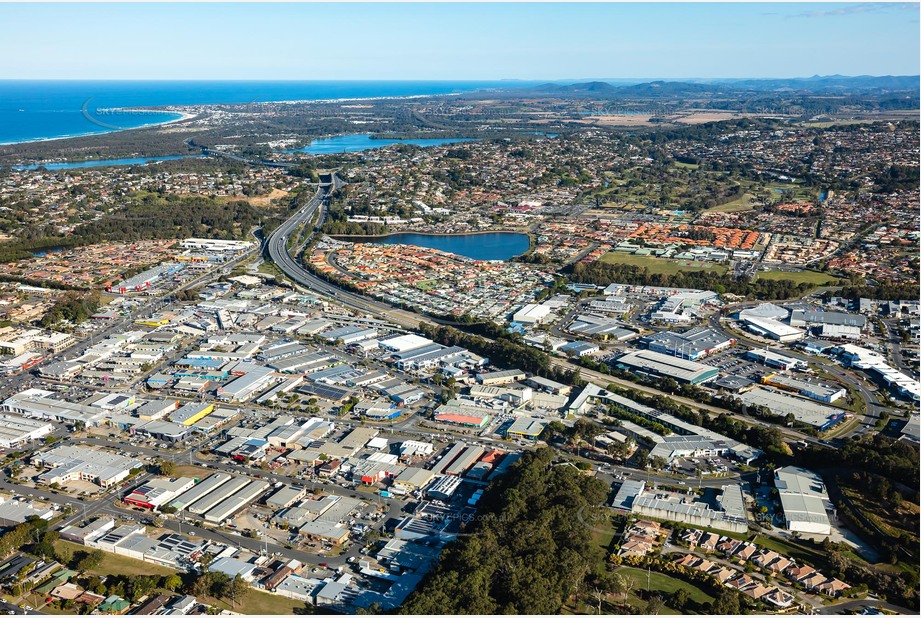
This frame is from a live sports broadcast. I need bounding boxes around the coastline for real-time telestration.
[0,110,194,147]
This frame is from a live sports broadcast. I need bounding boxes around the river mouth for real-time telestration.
[336,231,531,261]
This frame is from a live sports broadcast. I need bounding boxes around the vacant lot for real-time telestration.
[756,269,841,285]
[200,590,308,615]
[704,193,757,213]
[616,566,715,610]
[600,251,728,275]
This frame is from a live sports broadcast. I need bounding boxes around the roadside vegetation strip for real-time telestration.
[754,269,842,286]
[599,251,729,275]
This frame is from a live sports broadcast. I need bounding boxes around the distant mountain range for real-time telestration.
[511,75,919,98]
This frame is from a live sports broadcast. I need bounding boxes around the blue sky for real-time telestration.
[0,2,918,80]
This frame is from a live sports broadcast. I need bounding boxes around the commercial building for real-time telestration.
[124,477,197,510]
[614,349,719,384]
[738,387,847,430]
[505,416,548,439]
[836,344,921,402]
[512,304,552,325]
[611,481,748,533]
[740,315,804,343]
[32,445,141,488]
[476,369,526,386]
[641,327,733,361]
[745,348,804,371]
[203,480,270,524]
[560,341,600,358]
[216,366,276,402]
[168,473,231,511]
[392,467,435,494]
[0,414,54,449]
[187,476,251,515]
[444,445,484,477]
[3,388,109,427]
[774,466,832,535]
[760,374,846,404]
[433,406,490,428]
[426,475,463,501]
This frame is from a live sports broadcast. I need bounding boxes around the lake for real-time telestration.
[358,232,531,261]
[294,134,475,155]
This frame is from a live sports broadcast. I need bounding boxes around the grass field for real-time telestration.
[703,192,757,213]
[199,590,309,615]
[617,567,715,609]
[54,540,180,578]
[751,535,833,570]
[600,251,728,275]
[755,269,841,285]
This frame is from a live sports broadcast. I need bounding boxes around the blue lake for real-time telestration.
[294,134,475,155]
[13,155,203,171]
[359,232,531,261]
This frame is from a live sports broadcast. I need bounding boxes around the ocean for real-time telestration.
[0,80,533,144]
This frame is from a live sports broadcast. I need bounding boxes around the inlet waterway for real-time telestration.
[293,134,475,154]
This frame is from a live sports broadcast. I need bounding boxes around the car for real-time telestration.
[319,562,328,567]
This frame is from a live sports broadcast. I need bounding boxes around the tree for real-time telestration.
[634,448,650,469]
[159,460,176,477]
[711,588,741,614]
[646,594,665,615]
[670,587,690,611]
[163,574,183,592]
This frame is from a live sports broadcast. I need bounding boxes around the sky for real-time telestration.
[0,2,918,80]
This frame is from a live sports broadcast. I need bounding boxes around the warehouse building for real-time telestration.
[217,366,277,402]
[444,445,485,477]
[433,405,490,428]
[614,350,719,384]
[774,466,832,535]
[169,473,231,511]
[0,414,53,449]
[611,481,748,534]
[426,475,463,502]
[392,467,435,494]
[505,416,548,439]
[761,374,846,403]
[745,348,805,371]
[430,442,468,476]
[476,369,526,386]
[512,304,552,325]
[641,327,733,361]
[203,480,270,524]
[33,445,141,488]
[2,388,109,427]
[738,387,847,430]
[124,477,197,510]
[266,485,309,510]
[740,315,804,343]
[187,476,251,515]
[170,402,215,426]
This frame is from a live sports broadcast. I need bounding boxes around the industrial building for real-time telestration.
[217,366,277,402]
[425,475,463,501]
[433,406,490,428]
[614,349,719,384]
[32,445,141,488]
[641,327,733,361]
[745,348,804,371]
[611,480,748,533]
[512,304,552,325]
[443,445,484,477]
[203,480,270,524]
[738,387,847,430]
[187,476,251,515]
[168,473,231,511]
[774,466,832,535]
[740,315,804,342]
[760,374,846,403]
[505,416,548,439]
[476,369,526,386]
[124,477,197,510]
[0,414,54,449]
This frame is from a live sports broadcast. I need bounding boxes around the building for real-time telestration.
[426,475,463,501]
[512,304,552,325]
[0,414,53,449]
[433,406,490,428]
[615,349,719,384]
[124,477,197,510]
[32,445,141,488]
[760,373,846,403]
[611,480,748,533]
[392,467,435,494]
[641,327,733,361]
[745,348,804,371]
[560,341,600,358]
[739,387,848,430]
[476,369,526,386]
[774,466,832,535]
[740,315,804,343]
[505,416,547,439]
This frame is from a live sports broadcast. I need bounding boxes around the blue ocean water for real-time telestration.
[296,134,475,155]
[0,80,534,144]
[360,232,531,261]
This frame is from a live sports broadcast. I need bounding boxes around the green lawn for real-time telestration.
[200,590,309,615]
[617,567,715,606]
[755,269,841,285]
[599,252,728,275]
[54,540,180,578]
[704,192,757,213]
[751,535,834,570]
